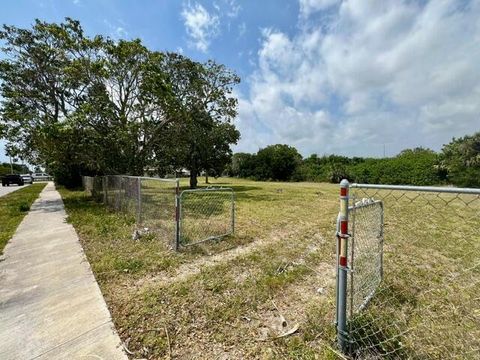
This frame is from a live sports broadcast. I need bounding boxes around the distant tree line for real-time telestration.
[0,19,240,188]
[0,162,29,176]
[227,132,480,188]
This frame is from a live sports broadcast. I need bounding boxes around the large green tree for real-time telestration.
[228,152,258,178]
[159,53,240,188]
[255,144,302,181]
[74,39,173,176]
[0,19,241,187]
[0,18,103,185]
[440,132,480,187]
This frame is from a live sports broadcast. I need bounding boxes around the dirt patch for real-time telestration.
[133,226,325,290]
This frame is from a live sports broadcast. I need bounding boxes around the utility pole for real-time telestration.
[383,143,386,158]
[9,155,13,173]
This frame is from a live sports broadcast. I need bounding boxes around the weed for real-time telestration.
[18,202,30,212]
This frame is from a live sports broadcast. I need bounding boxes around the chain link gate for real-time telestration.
[178,187,235,248]
[335,180,480,359]
[138,177,179,249]
[348,199,384,318]
[82,177,235,250]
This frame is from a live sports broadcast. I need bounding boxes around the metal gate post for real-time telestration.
[231,190,235,234]
[336,179,350,353]
[174,180,180,251]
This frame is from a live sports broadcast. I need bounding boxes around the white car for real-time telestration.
[32,173,52,182]
[20,174,34,184]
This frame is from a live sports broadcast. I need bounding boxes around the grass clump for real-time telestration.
[18,201,30,212]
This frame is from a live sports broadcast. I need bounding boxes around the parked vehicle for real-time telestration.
[21,174,34,184]
[32,173,52,182]
[2,174,25,186]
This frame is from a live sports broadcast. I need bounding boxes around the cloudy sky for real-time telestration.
[1,0,479,163]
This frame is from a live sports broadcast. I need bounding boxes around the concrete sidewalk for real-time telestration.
[0,182,127,360]
[0,184,30,198]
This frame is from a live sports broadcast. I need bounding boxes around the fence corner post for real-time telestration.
[336,178,350,354]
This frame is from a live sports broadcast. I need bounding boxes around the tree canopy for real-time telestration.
[440,132,480,187]
[0,18,240,188]
[0,162,28,176]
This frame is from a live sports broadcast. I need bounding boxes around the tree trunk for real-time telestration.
[189,144,198,188]
[189,169,197,189]
[205,171,209,184]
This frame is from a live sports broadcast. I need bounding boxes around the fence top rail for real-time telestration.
[180,187,234,194]
[138,176,179,183]
[349,199,383,211]
[106,175,179,183]
[350,183,480,195]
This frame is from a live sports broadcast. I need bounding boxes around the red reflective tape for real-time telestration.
[340,187,348,196]
[339,256,347,267]
[340,220,348,234]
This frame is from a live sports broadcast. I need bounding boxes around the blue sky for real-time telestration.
[1,0,479,164]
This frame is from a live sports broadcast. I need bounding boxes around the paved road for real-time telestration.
[0,184,30,198]
[0,182,127,359]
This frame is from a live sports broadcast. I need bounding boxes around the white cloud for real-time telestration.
[238,22,246,37]
[235,0,480,157]
[181,2,220,53]
[224,0,241,18]
[299,0,340,18]
[103,19,129,39]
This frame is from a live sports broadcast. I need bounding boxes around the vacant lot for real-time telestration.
[60,178,479,359]
[0,183,46,253]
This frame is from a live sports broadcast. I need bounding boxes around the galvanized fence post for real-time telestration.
[231,190,235,234]
[102,176,107,205]
[137,177,142,225]
[336,179,350,353]
[379,201,384,281]
[174,179,180,251]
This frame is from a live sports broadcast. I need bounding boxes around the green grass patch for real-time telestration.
[58,188,188,281]
[0,183,46,254]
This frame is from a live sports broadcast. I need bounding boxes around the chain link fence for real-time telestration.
[336,181,480,359]
[82,175,179,248]
[178,187,235,247]
[82,176,94,195]
[104,175,140,214]
[82,177,236,250]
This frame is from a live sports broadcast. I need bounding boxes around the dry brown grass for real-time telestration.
[60,178,479,359]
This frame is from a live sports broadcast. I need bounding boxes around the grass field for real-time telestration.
[0,183,46,254]
[347,187,480,358]
[60,177,480,359]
